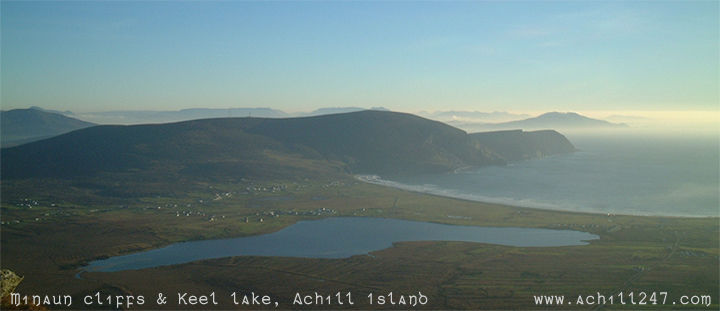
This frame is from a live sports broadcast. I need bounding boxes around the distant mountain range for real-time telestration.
[302,106,389,116]
[1,108,96,147]
[54,106,390,124]
[420,110,530,122]
[2,111,575,183]
[9,107,624,133]
[65,107,289,124]
[1,107,621,153]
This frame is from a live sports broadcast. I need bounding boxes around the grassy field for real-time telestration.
[2,179,718,309]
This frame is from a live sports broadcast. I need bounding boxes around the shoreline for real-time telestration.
[355,174,719,219]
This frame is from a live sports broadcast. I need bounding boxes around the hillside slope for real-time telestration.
[240,111,504,175]
[470,130,576,161]
[1,108,96,147]
[1,111,575,182]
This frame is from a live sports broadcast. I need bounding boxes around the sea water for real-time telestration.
[369,133,719,217]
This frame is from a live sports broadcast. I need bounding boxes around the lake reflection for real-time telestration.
[84,217,597,272]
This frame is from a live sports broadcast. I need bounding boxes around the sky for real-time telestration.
[1,1,718,117]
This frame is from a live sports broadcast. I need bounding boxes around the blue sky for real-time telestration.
[1,1,718,114]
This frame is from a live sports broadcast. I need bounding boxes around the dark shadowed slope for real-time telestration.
[1,111,501,179]
[1,108,96,147]
[0,118,337,180]
[469,130,576,161]
[239,110,507,175]
[1,111,576,181]
[302,107,389,116]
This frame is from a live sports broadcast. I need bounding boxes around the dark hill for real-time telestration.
[1,111,575,181]
[1,111,503,179]
[469,130,576,161]
[1,108,96,147]
[1,118,331,180]
[240,110,504,175]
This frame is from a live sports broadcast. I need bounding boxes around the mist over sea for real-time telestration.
[363,132,719,217]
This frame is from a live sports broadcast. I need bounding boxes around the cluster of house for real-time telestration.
[2,199,68,225]
[259,207,337,218]
[321,180,345,188]
[12,198,42,208]
[245,184,287,193]
[549,223,604,230]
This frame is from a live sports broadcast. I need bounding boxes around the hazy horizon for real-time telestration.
[2,1,717,116]
[7,105,718,134]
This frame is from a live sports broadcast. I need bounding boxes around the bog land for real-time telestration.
[2,179,717,309]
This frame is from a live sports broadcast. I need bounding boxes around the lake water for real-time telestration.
[82,217,597,272]
[365,133,719,217]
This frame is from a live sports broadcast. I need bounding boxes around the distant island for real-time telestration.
[451,112,627,132]
[487,112,627,129]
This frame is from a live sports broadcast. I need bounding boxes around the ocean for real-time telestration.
[363,132,719,217]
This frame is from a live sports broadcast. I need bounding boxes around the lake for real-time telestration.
[82,217,597,272]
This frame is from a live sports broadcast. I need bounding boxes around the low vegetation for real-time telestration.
[2,179,717,309]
